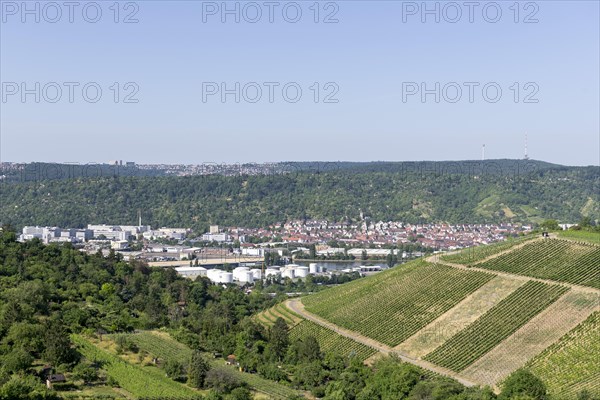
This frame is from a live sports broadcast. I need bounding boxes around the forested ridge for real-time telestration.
[1,161,598,232]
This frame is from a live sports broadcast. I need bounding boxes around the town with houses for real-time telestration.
[17,219,534,285]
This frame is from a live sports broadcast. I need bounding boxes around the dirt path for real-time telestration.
[285,298,478,387]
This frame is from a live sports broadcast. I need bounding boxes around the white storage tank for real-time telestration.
[207,269,222,283]
[238,271,254,283]
[233,267,250,282]
[251,269,262,280]
[281,266,295,279]
[295,266,309,278]
[221,272,233,283]
[309,263,318,274]
[265,268,280,277]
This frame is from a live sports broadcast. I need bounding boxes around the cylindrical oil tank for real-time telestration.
[221,272,233,283]
[251,269,262,280]
[295,266,309,278]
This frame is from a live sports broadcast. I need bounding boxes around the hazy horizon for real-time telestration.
[2,1,599,166]
[1,157,597,168]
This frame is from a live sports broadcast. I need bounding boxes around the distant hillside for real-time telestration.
[0,160,598,230]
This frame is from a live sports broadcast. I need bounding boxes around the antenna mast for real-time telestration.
[524,133,530,160]
[482,144,486,161]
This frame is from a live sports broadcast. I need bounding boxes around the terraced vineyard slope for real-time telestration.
[302,260,494,347]
[441,235,537,265]
[423,281,568,371]
[72,334,201,399]
[289,320,377,361]
[462,290,599,386]
[255,302,303,328]
[476,239,600,288]
[112,331,300,399]
[527,312,600,399]
[111,331,192,361]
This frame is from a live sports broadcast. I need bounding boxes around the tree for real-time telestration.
[204,368,242,394]
[72,362,98,384]
[229,387,253,400]
[298,336,322,362]
[357,357,421,400]
[42,319,77,367]
[187,351,211,388]
[0,375,60,400]
[309,244,317,259]
[269,317,289,362]
[499,369,547,400]
[164,359,185,381]
[578,216,592,228]
[1,348,34,373]
[539,220,559,231]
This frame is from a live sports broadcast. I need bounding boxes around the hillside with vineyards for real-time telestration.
[295,234,600,397]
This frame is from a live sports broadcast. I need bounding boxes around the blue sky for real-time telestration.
[1,0,599,165]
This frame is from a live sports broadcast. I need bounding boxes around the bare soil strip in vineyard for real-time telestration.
[461,290,600,387]
[286,298,478,387]
[395,276,526,358]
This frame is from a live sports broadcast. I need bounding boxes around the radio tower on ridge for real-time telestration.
[482,144,486,161]
[524,133,530,160]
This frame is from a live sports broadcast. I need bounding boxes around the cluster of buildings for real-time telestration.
[229,220,532,251]
[18,224,190,247]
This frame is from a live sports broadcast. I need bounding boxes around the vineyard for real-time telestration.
[558,230,600,245]
[476,239,600,288]
[302,260,494,347]
[72,334,201,399]
[527,312,600,399]
[110,331,193,362]
[289,320,377,361]
[441,235,536,265]
[110,331,300,400]
[255,302,303,328]
[423,281,569,372]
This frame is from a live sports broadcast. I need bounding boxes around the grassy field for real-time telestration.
[110,330,301,400]
[302,260,494,347]
[72,334,201,399]
[423,281,569,372]
[527,312,600,399]
[476,239,600,288]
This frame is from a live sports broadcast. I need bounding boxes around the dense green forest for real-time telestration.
[0,229,573,399]
[0,161,598,232]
